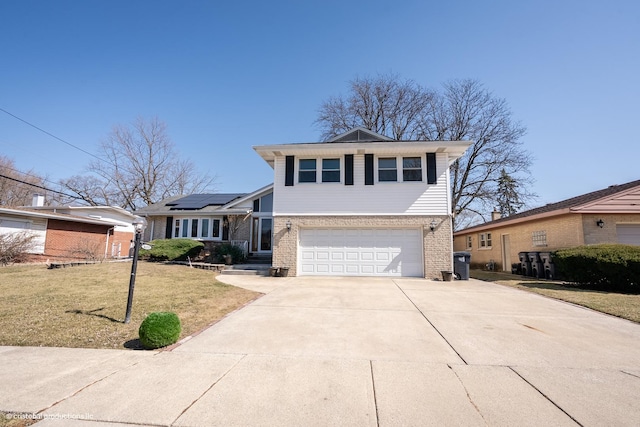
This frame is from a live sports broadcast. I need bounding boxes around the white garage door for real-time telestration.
[617,224,640,245]
[298,228,423,277]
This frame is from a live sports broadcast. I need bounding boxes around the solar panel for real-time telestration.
[166,193,246,210]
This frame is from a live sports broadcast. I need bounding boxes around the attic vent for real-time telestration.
[333,129,383,142]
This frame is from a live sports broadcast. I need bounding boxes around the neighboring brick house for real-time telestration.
[0,205,135,261]
[253,127,471,278]
[453,180,640,272]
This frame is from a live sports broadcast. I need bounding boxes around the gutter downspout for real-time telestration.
[105,227,115,259]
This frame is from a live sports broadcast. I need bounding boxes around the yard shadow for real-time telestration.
[123,338,146,350]
[65,307,122,323]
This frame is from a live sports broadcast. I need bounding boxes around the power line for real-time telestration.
[0,172,83,200]
[0,107,109,164]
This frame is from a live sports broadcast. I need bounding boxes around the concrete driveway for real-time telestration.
[1,276,639,426]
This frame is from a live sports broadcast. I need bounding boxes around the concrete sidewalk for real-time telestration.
[1,276,639,426]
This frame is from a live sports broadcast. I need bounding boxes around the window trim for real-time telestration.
[402,156,423,182]
[298,158,317,183]
[376,155,425,183]
[173,217,222,241]
[479,232,492,249]
[321,158,341,183]
[378,157,398,182]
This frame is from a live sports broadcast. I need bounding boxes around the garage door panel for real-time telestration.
[298,228,423,277]
[617,224,640,245]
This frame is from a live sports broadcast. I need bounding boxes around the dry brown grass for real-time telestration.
[0,262,261,349]
[471,270,640,323]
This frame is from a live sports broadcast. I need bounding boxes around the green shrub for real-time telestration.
[552,244,640,293]
[139,239,204,261]
[138,312,182,349]
[215,243,246,264]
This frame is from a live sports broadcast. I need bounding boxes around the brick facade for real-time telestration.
[45,219,114,260]
[453,213,640,271]
[273,215,452,279]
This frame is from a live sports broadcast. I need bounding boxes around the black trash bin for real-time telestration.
[453,251,471,280]
[527,252,544,278]
[538,252,555,279]
[518,252,532,276]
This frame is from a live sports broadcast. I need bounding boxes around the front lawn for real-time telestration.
[0,262,261,349]
[471,270,640,323]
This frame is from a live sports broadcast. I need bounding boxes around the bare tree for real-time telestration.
[0,156,49,206]
[315,75,533,228]
[60,117,216,210]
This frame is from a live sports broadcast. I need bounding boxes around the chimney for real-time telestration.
[32,193,45,207]
[491,209,501,221]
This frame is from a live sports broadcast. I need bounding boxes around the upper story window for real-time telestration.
[322,158,340,182]
[378,157,397,182]
[174,218,220,240]
[403,157,422,181]
[298,159,316,183]
[253,193,273,212]
[479,232,492,248]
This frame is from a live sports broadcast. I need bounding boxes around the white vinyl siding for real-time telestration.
[273,153,450,215]
[0,216,47,254]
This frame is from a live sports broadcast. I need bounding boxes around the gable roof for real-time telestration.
[0,207,121,227]
[456,179,640,234]
[329,127,392,142]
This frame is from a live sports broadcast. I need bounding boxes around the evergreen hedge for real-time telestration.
[139,239,204,261]
[138,312,182,349]
[552,244,640,293]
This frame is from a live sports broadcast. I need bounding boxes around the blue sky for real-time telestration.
[1,0,638,209]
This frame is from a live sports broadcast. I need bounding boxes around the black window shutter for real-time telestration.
[222,215,229,240]
[427,153,437,184]
[365,154,374,185]
[345,154,354,185]
[165,216,173,238]
[285,156,294,186]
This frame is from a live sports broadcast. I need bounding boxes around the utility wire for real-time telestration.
[0,107,110,164]
[0,173,81,200]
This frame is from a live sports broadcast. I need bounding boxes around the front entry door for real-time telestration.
[252,217,273,253]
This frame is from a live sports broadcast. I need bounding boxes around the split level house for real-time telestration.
[0,194,136,261]
[453,179,640,272]
[136,128,472,278]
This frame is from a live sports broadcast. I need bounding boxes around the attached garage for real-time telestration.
[617,224,640,245]
[298,228,424,277]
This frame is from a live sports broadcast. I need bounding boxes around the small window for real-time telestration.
[299,159,316,183]
[479,232,492,248]
[403,157,422,181]
[212,219,221,238]
[174,219,180,238]
[378,157,397,182]
[322,158,340,182]
[181,219,189,238]
[532,231,547,247]
[191,219,199,238]
[260,193,273,212]
[466,236,472,249]
[201,219,210,238]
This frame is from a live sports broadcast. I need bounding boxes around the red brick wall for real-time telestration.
[45,219,112,260]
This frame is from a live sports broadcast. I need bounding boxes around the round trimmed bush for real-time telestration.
[138,312,182,349]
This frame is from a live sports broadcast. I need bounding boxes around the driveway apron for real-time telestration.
[2,276,639,427]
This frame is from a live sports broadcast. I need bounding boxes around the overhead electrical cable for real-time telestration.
[0,172,83,200]
[0,107,111,165]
